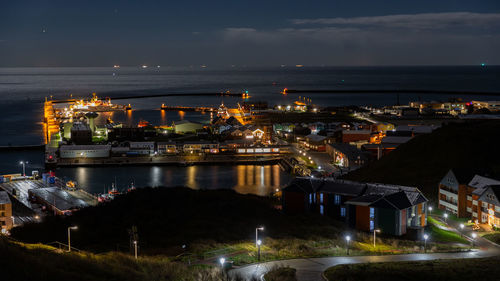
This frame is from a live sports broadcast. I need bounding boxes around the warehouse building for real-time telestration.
[59,145,111,158]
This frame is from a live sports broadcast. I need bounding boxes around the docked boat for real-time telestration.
[72,93,126,112]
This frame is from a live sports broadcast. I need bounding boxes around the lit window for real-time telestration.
[309,194,312,204]
[334,195,341,205]
[370,220,374,231]
[320,193,324,204]
[340,207,346,217]
[370,207,375,219]
[320,205,324,215]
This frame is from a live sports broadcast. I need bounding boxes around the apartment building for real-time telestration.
[0,191,13,234]
[438,169,500,224]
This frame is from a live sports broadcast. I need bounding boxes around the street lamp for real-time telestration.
[257,239,262,261]
[373,229,381,248]
[256,226,264,247]
[471,232,477,248]
[19,161,28,177]
[444,213,448,223]
[345,235,351,255]
[133,240,138,259]
[67,226,78,252]
[219,257,225,270]
[423,234,429,253]
[428,206,433,213]
[459,224,465,237]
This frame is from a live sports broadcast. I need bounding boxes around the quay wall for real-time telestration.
[51,154,284,167]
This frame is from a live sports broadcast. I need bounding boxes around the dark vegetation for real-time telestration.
[344,121,500,199]
[0,237,249,281]
[11,187,343,254]
[264,265,297,281]
[323,257,500,281]
[482,232,500,244]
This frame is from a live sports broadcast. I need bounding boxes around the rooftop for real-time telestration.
[29,187,88,211]
[468,175,500,189]
[284,177,427,209]
[60,145,111,150]
[0,191,11,205]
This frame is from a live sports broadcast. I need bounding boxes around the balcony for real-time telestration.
[439,188,458,199]
[439,199,458,211]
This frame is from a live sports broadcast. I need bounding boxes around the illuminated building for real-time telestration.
[0,191,13,234]
[282,178,428,236]
[438,169,500,220]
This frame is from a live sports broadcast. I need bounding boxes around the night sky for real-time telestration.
[1,0,499,67]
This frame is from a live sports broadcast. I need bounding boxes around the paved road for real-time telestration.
[231,247,500,281]
[289,143,337,175]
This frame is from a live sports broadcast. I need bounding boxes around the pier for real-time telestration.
[283,89,500,96]
[51,91,245,104]
[161,105,215,112]
[0,177,98,216]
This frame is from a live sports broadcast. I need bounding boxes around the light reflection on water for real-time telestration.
[56,164,290,196]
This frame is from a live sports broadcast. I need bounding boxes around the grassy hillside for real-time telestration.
[344,121,500,200]
[0,238,245,281]
[11,187,344,254]
[324,257,500,281]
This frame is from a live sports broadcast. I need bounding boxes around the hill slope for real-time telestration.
[344,121,500,200]
[11,187,343,254]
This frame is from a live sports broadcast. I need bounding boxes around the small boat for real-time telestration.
[161,104,168,110]
[138,120,150,128]
[127,182,137,193]
[98,186,121,203]
[125,104,132,110]
[98,180,122,203]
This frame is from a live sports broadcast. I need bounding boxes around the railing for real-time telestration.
[439,197,458,206]
[439,188,458,199]
[439,199,458,211]
[47,241,82,253]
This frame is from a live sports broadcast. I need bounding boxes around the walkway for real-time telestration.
[232,247,499,281]
[231,220,500,281]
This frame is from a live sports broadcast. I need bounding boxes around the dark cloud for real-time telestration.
[222,12,500,65]
[291,12,500,30]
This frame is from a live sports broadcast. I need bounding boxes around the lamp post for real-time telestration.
[256,226,264,247]
[471,232,477,248]
[373,229,381,248]
[423,234,429,253]
[67,226,78,252]
[428,206,433,213]
[257,239,262,261]
[444,213,448,223]
[345,235,351,255]
[19,161,28,177]
[133,241,138,259]
[219,257,225,271]
[459,224,465,237]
